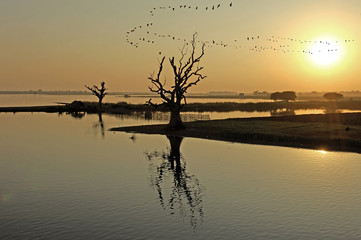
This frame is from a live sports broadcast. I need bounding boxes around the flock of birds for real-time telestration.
[125,2,355,56]
[149,2,232,16]
[125,2,235,49]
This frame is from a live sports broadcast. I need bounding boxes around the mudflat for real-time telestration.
[111,112,361,154]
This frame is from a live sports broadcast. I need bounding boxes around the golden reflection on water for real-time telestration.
[316,150,328,155]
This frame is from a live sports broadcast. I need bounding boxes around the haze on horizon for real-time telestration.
[0,0,360,93]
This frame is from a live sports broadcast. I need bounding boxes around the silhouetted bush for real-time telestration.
[323,92,344,101]
[270,91,297,102]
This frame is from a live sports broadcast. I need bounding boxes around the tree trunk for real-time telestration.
[98,97,103,110]
[168,107,185,130]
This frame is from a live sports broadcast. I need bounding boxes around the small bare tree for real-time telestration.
[85,81,108,109]
[148,33,206,130]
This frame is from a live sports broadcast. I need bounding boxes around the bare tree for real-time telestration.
[148,33,206,130]
[85,81,108,109]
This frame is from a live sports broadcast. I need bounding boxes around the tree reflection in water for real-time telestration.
[69,111,86,119]
[324,105,343,114]
[145,136,204,230]
[93,113,105,137]
[270,108,295,116]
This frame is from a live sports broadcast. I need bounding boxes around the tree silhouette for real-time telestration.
[270,91,296,102]
[148,33,206,130]
[323,92,344,101]
[85,81,108,109]
[145,136,204,230]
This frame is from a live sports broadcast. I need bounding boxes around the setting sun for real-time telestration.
[307,37,345,68]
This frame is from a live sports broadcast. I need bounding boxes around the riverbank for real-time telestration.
[1,100,361,114]
[111,112,361,154]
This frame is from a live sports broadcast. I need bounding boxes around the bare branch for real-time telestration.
[178,44,188,73]
[148,57,172,104]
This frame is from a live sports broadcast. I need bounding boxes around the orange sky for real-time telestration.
[0,0,360,93]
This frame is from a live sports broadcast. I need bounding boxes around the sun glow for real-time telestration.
[308,37,345,68]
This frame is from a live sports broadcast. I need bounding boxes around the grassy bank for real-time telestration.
[183,100,361,112]
[1,100,361,114]
[111,112,361,154]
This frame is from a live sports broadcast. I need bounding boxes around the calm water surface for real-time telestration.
[1,112,361,239]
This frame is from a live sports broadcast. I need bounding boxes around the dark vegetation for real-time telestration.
[1,100,361,114]
[270,91,297,102]
[182,100,361,112]
[323,92,344,101]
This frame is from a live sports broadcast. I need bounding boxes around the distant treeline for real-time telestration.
[87,100,361,113]
[2,100,361,114]
[2,90,361,98]
[182,100,361,112]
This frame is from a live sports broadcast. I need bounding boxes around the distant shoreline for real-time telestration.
[111,113,361,154]
[1,100,361,114]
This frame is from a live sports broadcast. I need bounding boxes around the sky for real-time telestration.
[0,0,361,93]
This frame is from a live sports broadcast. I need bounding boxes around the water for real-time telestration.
[1,112,361,239]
